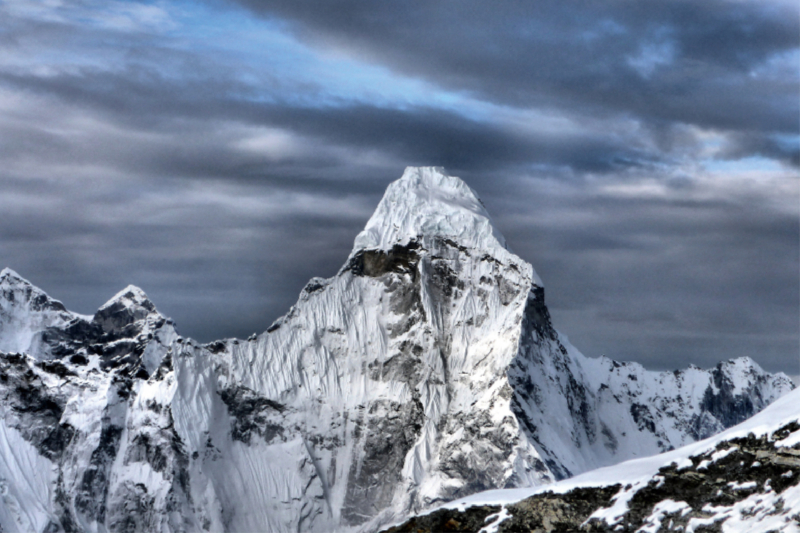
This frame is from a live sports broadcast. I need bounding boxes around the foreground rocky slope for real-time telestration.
[0,167,793,532]
[385,387,800,532]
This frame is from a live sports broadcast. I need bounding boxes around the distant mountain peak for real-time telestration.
[0,267,73,356]
[353,166,509,256]
[0,268,42,293]
[99,284,155,313]
[0,266,66,312]
[94,284,160,334]
[0,267,25,282]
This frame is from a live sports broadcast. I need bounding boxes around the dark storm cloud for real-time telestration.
[0,64,663,181]
[720,132,800,167]
[233,0,799,149]
[0,0,796,379]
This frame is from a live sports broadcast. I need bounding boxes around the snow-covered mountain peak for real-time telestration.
[0,168,794,533]
[353,166,509,256]
[94,284,161,334]
[98,285,154,312]
[0,270,68,312]
[0,267,25,284]
[0,267,78,357]
[0,268,53,301]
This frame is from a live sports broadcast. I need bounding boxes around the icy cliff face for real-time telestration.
[0,167,793,533]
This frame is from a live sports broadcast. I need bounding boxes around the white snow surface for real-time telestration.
[777,429,800,448]
[0,168,794,533]
[355,167,503,249]
[638,499,691,533]
[0,421,58,533]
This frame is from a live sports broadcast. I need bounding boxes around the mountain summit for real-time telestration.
[354,166,509,255]
[0,167,793,533]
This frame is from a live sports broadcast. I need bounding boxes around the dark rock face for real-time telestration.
[382,505,501,533]
[93,289,158,336]
[218,386,286,444]
[108,405,196,533]
[426,255,464,304]
[348,241,421,280]
[701,363,763,428]
[690,411,723,441]
[370,341,424,386]
[75,422,124,524]
[0,352,74,461]
[106,482,157,533]
[519,287,558,342]
[630,403,657,434]
[36,360,77,378]
[508,287,592,481]
[438,408,525,499]
[1,278,173,380]
[39,319,103,359]
[343,397,424,526]
[125,433,170,473]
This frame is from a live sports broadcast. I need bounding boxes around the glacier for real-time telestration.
[0,166,793,532]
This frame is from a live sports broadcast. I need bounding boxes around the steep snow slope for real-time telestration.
[0,167,793,533]
[390,387,800,532]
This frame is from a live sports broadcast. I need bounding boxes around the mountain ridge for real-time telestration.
[383,387,800,532]
[0,167,793,533]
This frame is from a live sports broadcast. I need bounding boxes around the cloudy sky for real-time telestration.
[1,0,798,378]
